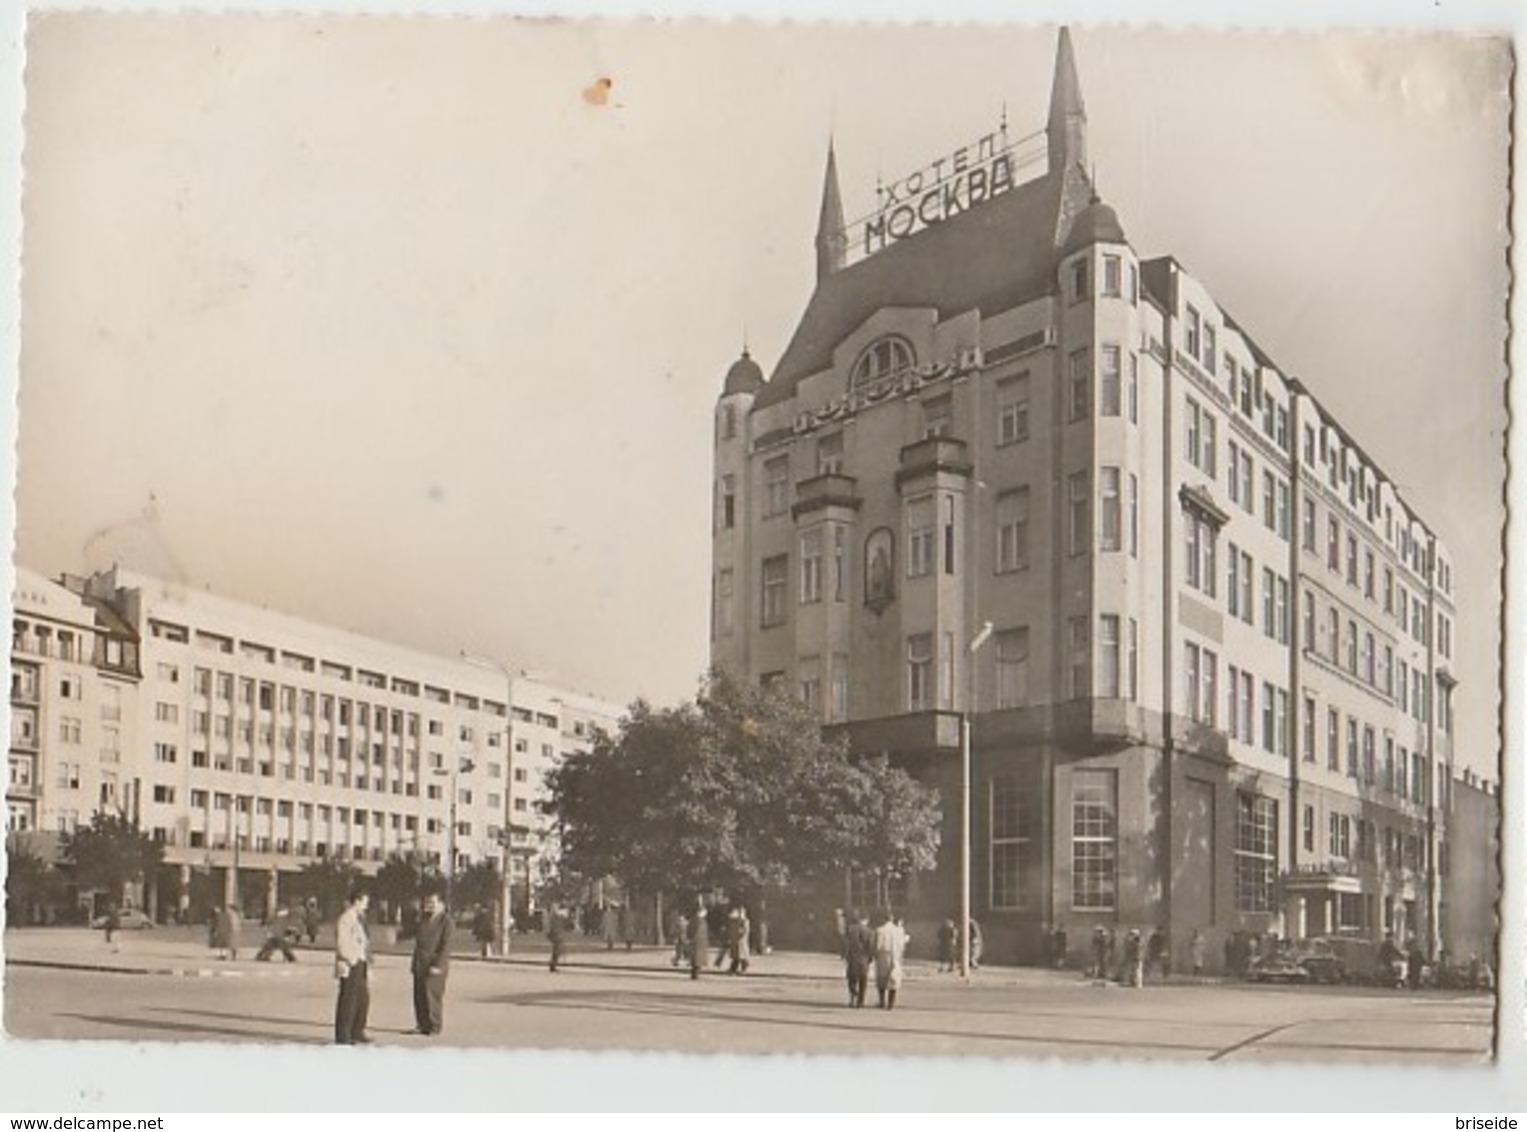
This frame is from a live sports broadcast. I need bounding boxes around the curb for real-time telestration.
[6,957,319,979]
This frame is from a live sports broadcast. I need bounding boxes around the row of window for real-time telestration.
[1314,808,1427,871]
[1181,303,1291,457]
[1302,697,1439,803]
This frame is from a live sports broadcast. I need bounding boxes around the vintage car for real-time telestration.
[90,907,155,930]
[1247,952,1309,983]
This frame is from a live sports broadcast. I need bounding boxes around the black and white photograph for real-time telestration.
[0,5,1515,1112]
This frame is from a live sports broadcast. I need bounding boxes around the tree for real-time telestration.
[372,851,437,923]
[4,835,61,925]
[60,813,163,910]
[286,857,361,921]
[453,859,501,913]
[545,668,941,900]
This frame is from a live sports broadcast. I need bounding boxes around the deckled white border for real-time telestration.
[0,0,1519,1113]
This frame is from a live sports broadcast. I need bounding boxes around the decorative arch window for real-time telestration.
[850,336,915,390]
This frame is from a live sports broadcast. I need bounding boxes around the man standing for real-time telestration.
[411,891,453,1036]
[333,885,371,1045]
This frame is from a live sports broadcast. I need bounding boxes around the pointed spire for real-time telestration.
[1046,26,1088,178]
[815,138,848,283]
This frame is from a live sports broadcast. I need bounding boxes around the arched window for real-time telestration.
[850,336,915,390]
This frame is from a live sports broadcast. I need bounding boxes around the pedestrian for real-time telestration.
[619,901,635,952]
[711,900,731,968]
[967,918,984,970]
[1091,925,1108,979]
[937,918,957,973]
[102,904,120,948]
[688,896,709,981]
[1147,926,1167,981]
[833,907,848,958]
[547,906,567,972]
[670,911,690,968]
[728,905,751,974]
[333,885,371,1045]
[1052,924,1069,969]
[1406,937,1427,990]
[411,891,453,1036]
[1122,928,1144,988]
[843,909,872,1007]
[210,903,235,961]
[256,907,298,962]
[872,910,910,1009]
[1190,928,1206,976]
[471,905,493,958]
[302,897,320,944]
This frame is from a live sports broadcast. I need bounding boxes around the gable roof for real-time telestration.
[758,171,1066,408]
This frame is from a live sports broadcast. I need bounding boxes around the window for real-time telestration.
[1102,254,1122,297]
[816,431,843,476]
[829,654,849,724]
[714,568,735,636]
[798,657,821,713]
[1185,642,1216,724]
[1362,726,1376,785]
[907,634,933,712]
[1303,804,1316,852]
[1203,322,1218,374]
[60,717,82,744]
[1329,812,1352,859]
[1068,617,1089,699]
[1071,770,1117,911]
[850,336,913,388]
[1069,258,1089,303]
[1127,619,1139,701]
[760,555,787,628]
[1068,349,1090,420]
[1327,519,1340,571]
[922,394,952,439]
[1068,472,1090,556]
[1100,346,1121,417]
[997,374,1031,445]
[1099,468,1122,552]
[832,526,847,603]
[1128,474,1139,558]
[1364,550,1376,599]
[1327,708,1340,771]
[996,489,1030,573]
[763,456,790,518]
[1275,480,1290,541]
[153,785,176,805]
[995,628,1030,710]
[1363,632,1375,685]
[719,475,736,530]
[1128,354,1139,423]
[1302,695,1316,763]
[907,497,935,577]
[1346,532,1359,586]
[1184,304,1201,360]
[1100,616,1122,700]
[1235,793,1278,913]
[990,778,1033,909]
[154,742,177,764]
[1184,510,1217,596]
[155,703,179,724]
[1185,398,1216,474]
[1302,590,1316,651]
[1347,717,1359,778]
[799,529,823,605]
[1302,499,1317,552]
[1346,619,1358,674]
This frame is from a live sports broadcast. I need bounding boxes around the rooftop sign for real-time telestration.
[854,127,1046,259]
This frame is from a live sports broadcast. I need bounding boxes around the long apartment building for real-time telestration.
[8,564,622,921]
[709,29,1466,969]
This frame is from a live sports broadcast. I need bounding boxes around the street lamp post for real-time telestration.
[961,621,994,981]
[461,651,516,955]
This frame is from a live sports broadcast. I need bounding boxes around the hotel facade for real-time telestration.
[709,31,1475,969]
[7,564,622,923]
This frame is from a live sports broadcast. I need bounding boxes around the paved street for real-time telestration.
[2,929,1493,1063]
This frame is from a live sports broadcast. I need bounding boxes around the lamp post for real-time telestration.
[960,621,994,981]
[461,651,516,955]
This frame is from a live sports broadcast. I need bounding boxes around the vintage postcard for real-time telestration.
[0,8,1513,1111]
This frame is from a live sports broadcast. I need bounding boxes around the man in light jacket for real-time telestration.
[333,886,371,1045]
[411,891,453,1035]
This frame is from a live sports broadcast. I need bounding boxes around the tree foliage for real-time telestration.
[60,813,164,906]
[286,856,362,920]
[453,859,502,912]
[4,835,62,925]
[545,669,941,899]
[372,851,437,920]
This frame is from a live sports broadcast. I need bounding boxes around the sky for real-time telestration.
[14,17,1510,779]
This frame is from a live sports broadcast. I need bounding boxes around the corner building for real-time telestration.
[709,30,1460,969]
[9,564,622,924]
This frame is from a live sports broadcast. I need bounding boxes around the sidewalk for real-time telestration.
[2,926,1091,988]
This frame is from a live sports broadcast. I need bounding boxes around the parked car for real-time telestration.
[1247,952,1309,984]
[1293,943,1347,985]
[91,908,154,930]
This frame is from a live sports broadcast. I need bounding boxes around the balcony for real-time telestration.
[895,436,972,489]
[791,472,862,520]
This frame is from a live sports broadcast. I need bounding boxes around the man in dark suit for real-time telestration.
[411,891,453,1035]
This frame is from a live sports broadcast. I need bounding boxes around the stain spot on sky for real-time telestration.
[426,484,445,503]
[582,76,613,106]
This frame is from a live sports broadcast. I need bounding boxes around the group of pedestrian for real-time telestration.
[933,917,983,973]
[1087,924,1171,986]
[673,895,752,979]
[840,908,910,1009]
[329,883,455,1045]
[208,903,242,961]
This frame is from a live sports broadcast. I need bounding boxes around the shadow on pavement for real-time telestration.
[57,1012,329,1045]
